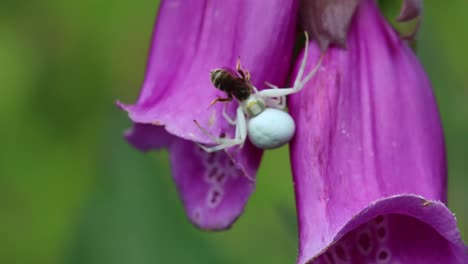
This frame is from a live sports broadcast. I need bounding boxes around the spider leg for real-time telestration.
[222,103,236,125]
[194,106,247,153]
[264,81,286,109]
[265,98,285,109]
[197,139,240,153]
[258,31,324,98]
[258,53,324,98]
[294,31,310,88]
[252,85,259,94]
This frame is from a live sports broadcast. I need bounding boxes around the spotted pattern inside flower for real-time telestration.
[313,215,397,264]
[194,145,244,209]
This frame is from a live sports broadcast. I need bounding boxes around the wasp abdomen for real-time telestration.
[210,68,237,91]
[209,64,253,102]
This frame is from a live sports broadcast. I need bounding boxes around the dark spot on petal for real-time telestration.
[208,188,223,208]
[358,232,371,252]
[335,245,348,261]
[219,132,226,138]
[325,252,335,264]
[193,209,201,222]
[215,172,226,184]
[211,193,219,203]
[207,153,216,163]
[208,167,219,179]
[377,249,390,261]
[377,227,387,238]
[375,215,384,224]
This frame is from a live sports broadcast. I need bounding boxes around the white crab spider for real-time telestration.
[195,34,324,152]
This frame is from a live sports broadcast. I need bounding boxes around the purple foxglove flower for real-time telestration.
[118,0,298,230]
[299,0,360,50]
[291,0,467,263]
[398,0,422,21]
[300,0,422,50]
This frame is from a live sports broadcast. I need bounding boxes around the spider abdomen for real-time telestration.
[247,108,295,149]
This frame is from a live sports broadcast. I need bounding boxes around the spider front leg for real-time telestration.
[194,106,247,153]
[222,103,236,126]
[259,32,324,99]
[252,85,259,93]
[263,81,286,109]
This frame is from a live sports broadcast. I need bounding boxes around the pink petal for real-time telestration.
[398,0,423,22]
[125,123,173,151]
[290,0,467,262]
[312,195,467,264]
[125,123,261,230]
[299,0,359,50]
[119,0,297,230]
[168,138,259,230]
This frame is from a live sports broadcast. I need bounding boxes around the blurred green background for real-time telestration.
[1,1,467,263]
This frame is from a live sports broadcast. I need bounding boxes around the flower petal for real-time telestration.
[312,195,467,264]
[299,0,359,50]
[124,124,262,230]
[397,0,422,22]
[168,138,260,230]
[290,0,466,263]
[119,0,298,230]
[124,123,173,151]
[118,0,298,144]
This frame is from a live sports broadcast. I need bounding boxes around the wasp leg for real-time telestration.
[236,57,251,81]
[244,69,251,81]
[209,94,233,107]
[236,57,243,72]
[236,57,245,78]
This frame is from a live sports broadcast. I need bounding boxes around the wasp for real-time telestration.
[209,59,253,106]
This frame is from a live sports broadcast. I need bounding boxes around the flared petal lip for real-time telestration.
[116,101,205,144]
[190,210,245,231]
[300,194,468,264]
[121,117,260,181]
[167,134,258,230]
